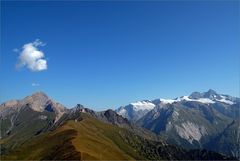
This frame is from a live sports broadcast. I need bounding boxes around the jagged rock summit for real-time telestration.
[0,91,67,121]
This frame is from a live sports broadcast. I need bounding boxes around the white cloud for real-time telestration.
[32,82,40,87]
[16,39,47,72]
[32,39,46,47]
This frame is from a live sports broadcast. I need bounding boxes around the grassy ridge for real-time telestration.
[68,118,139,160]
[1,124,80,160]
[1,115,143,160]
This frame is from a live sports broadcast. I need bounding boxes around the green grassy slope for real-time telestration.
[1,115,143,160]
[0,107,55,154]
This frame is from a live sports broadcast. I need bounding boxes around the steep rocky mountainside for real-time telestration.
[204,119,240,158]
[0,92,67,154]
[117,89,240,158]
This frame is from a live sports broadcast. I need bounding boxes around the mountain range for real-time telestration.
[0,90,239,160]
[116,89,240,158]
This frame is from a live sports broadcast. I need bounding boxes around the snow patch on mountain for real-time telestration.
[217,99,234,105]
[159,96,215,104]
[116,90,237,121]
[130,101,155,111]
[116,101,156,121]
[117,108,127,116]
[194,98,215,104]
[216,96,234,105]
[158,98,176,104]
[159,94,235,105]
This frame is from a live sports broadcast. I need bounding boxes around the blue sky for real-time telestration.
[1,1,239,110]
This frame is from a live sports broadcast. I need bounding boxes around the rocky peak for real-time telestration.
[0,92,67,123]
[189,89,221,100]
[21,91,50,112]
[102,109,130,127]
[104,109,118,118]
[189,92,202,99]
[203,89,221,99]
[25,91,49,101]
[74,104,85,110]
[71,104,96,116]
[206,89,217,95]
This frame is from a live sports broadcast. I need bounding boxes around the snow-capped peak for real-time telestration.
[159,98,176,104]
[116,100,156,121]
[157,96,215,104]
[177,95,235,105]
[130,101,155,111]
[116,90,238,121]
[177,96,215,104]
[117,107,127,116]
[153,92,236,105]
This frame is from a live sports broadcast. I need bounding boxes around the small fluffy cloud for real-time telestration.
[16,39,47,72]
[32,82,40,87]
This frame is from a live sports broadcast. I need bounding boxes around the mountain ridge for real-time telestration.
[1,110,236,160]
[116,89,239,122]
[115,89,239,158]
[0,89,239,160]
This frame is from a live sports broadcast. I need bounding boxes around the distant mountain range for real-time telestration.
[116,89,240,158]
[0,90,239,160]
